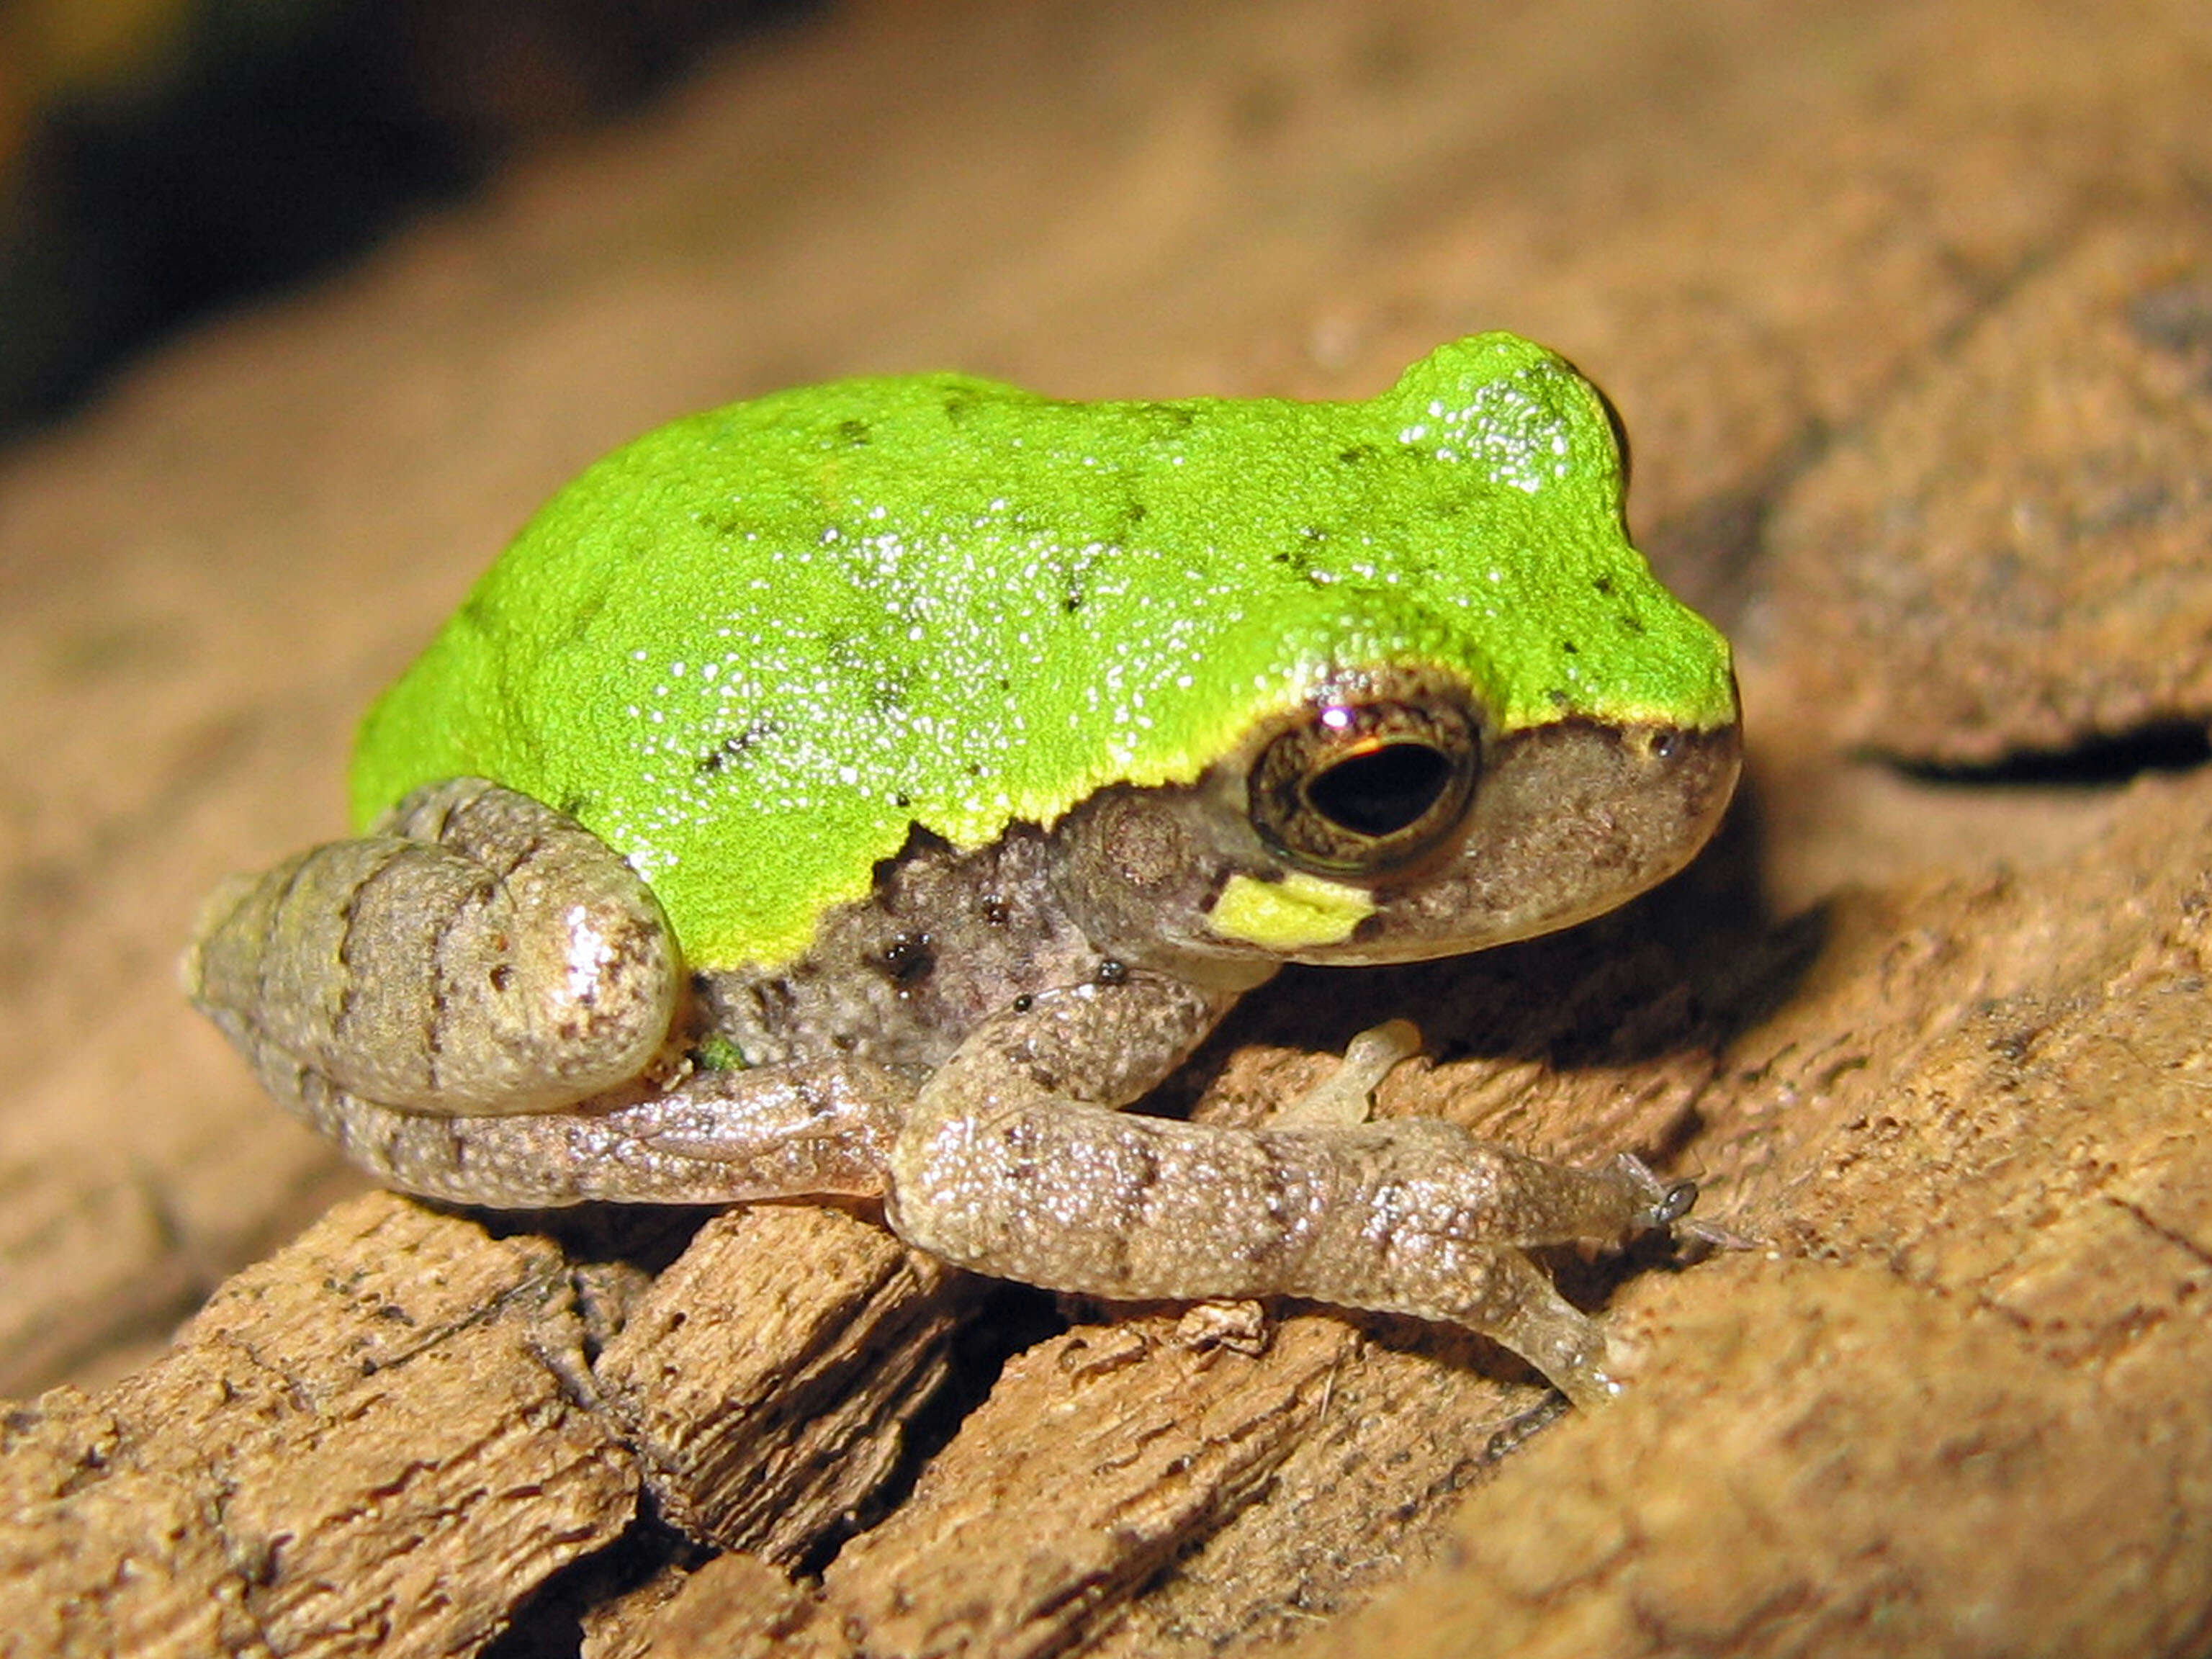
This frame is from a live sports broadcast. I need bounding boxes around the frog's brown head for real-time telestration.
[1053,662,1740,976]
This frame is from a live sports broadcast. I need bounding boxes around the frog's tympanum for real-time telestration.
[187,335,1740,1404]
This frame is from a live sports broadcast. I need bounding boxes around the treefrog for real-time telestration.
[186,333,1739,1405]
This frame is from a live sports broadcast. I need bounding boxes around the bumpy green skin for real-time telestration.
[351,333,1735,969]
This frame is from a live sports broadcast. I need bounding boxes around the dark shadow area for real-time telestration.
[1884,719,2212,787]
[480,1508,707,1659]
[0,0,828,437]
[471,1199,721,1276]
[798,1277,1068,1578]
[1205,773,1791,1084]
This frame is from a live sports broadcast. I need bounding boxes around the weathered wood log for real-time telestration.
[0,1197,634,1658]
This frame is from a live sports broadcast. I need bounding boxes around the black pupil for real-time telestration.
[1305,744,1453,837]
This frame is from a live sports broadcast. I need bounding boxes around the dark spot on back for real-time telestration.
[696,721,776,775]
[552,588,610,647]
[878,934,936,987]
[867,822,954,889]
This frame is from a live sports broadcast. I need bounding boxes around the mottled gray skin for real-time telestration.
[186,716,1738,1406]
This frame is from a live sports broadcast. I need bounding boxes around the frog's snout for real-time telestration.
[1316,712,1742,966]
[1475,711,1741,936]
[1633,715,1743,853]
[1581,715,1743,896]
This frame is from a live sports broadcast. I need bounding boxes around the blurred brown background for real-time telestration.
[4,4,2211,1655]
[0,0,819,433]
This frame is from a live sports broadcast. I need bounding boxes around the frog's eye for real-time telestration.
[1248,698,1480,874]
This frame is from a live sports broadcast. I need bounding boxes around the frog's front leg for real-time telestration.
[886,979,1690,1406]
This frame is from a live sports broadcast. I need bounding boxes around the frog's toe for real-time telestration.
[1269,1019,1423,1129]
[1484,1277,1621,1409]
[1606,1152,1700,1234]
[1651,1177,1699,1230]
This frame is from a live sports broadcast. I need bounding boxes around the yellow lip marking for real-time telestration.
[1208,871,1377,950]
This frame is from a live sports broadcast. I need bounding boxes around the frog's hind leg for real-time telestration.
[269,1056,916,1209]
[186,775,915,1208]
[884,982,1691,1405]
[186,778,683,1118]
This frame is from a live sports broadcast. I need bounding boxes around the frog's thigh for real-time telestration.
[186,778,679,1116]
[274,1053,915,1207]
[884,986,1675,1401]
